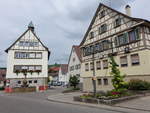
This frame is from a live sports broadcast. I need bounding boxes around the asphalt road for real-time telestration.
[0,87,131,113]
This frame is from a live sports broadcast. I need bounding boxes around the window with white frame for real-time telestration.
[103,60,108,69]
[96,61,101,70]
[131,54,140,66]
[120,56,128,67]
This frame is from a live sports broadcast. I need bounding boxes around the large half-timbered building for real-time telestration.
[5,22,50,88]
[80,3,150,91]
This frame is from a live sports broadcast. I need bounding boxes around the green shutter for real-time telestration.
[124,32,129,44]
[135,27,140,40]
[114,37,119,47]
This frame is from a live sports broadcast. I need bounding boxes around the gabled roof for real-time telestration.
[80,3,150,46]
[68,45,82,66]
[5,24,51,59]
[60,64,68,75]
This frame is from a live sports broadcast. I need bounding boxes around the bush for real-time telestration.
[0,87,4,91]
[128,79,150,90]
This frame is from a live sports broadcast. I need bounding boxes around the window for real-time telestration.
[131,54,140,66]
[90,45,94,54]
[89,32,94,39]
[118,33,128,46]
[34,80,37,83]
[129,29,140,42]
[99,10,105,18]
[29,53,36,58]
[73,57,75,62]
[114,18,121,27]
[103,60,108,69]
[97,79,102,85]
[102,40,110,50]
[85,63,89,71]
[94,43,100,53]
[36,52,42,59]
[35,66,42,71]
[15,52,42,59]
[19,41,39,47]
[75,64,80,70]
[120,56,128,67]
[14,65,42,72]
[96,61,101,70]
[18,81,21,84]
[29,80,32,84]
[100,24,107,34]
[103,78,108,85]
[28,66,35,71]
[90,62,94,71]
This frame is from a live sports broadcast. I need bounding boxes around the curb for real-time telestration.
[47,97,148,113]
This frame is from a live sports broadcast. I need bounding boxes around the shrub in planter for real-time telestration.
[128,79,150,90]
[0,87,4,91]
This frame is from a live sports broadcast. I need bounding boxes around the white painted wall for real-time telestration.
[6,29,49,87]
[68,48,82,82]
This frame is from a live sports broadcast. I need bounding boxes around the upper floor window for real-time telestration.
[114,18,121,28]
[99,10,105,18]
[118,33,128,46]
[129,28,140,42]
[120,56,128,67]
[102,40,111,50]
[14,65,42,72]
[96,61,101,70]
[131,54,140,66]
[89,32,94,39]
[19,41,39,47]
[103,60,108,69]
[90,62,94,71]
[15,52,42,59]
[85,63,89,71]
[100,24,107,34]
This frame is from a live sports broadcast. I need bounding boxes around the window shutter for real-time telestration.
[135,27,140,40]
[124,32,129,44]
[114,37,119,47]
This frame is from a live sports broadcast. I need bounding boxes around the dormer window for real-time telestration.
[89,31,94,39]
[99,10,105,18]
[114,18,121,28]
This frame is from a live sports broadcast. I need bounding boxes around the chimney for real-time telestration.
[125,5,131,16]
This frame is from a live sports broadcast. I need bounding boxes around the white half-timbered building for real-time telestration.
[5,22,50,88]
[80,3,150,92]
[68,45,83,88]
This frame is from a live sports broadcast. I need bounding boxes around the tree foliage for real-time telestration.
[69,76,79,89]
[109,56,126,90]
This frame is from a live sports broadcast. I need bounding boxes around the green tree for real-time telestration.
[69,76,79,89]
[109,56,126,90]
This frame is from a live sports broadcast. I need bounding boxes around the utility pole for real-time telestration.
[92,46,96,97]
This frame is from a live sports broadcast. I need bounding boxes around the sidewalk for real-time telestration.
[47,92,150,113]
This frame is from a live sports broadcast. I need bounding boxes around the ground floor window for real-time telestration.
[34,80,37,83]
[97,79,102,85]
[103,78,108,85]
[120,56,128,67]
[131,54,140,66]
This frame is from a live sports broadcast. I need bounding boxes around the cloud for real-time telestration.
[0,0,149,67]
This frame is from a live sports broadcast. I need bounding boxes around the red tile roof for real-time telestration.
[72,45,82,62]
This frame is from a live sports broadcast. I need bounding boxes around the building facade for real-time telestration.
[58,64,68,85]
[80,3,150,92]
[5,22,50,88]
[68,45,83,88]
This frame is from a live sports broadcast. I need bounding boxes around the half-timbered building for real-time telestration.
[80,3,150,91]
[5,22,50,88]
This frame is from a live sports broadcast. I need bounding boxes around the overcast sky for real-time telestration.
[0,0,150,67]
